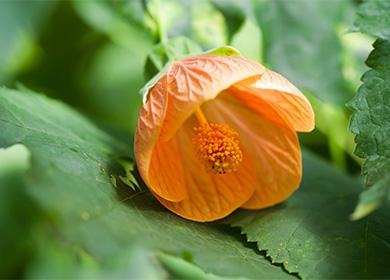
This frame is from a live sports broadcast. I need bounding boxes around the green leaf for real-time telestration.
[353,0,390,40]
[0,1,56,83]
[158,252,208,280]
[0,144,40,278]
[72,0,154,132]
[205,46,241,57]
[230,19,262,62]
[348,39,390,217]
[0,87,291,279]
[226,150,390,279]
[158,251,247,280]
[114,157,141,192]
[72,0,152,48]
[80,42,147,133]
[351,175,390,220]
[255,0,351,104]
[0,144,30,174]
[211,0,253,41]
[189,0,227,49]
[27,239,167,280]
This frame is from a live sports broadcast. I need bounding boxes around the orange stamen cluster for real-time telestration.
[193,123,243,174]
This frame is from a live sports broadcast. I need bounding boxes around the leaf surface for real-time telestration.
[226,150,390,279]
[353,0,390,40]
[0,87,291,279]
[348,39,390,218]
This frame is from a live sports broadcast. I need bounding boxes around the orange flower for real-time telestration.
[134,54,314,222]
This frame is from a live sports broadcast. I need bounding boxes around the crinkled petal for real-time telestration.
[202,91,302,209]
[154,115,256,222]
[233,70,315,132]
[134,76,167,176]
[159,55,265,141]
[135,55,265,202]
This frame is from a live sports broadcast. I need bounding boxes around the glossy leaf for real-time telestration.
[226,150,390,279]
[0,87,291,279]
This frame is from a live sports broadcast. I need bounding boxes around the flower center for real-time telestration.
[192,108,243,174]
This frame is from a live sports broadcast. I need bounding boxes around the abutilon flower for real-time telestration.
[134,53,314,222]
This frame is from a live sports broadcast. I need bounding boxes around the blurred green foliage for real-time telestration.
[0,0,388,279]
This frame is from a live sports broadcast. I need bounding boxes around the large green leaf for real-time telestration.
[348,39,390,218]
[353,0,390,41]
[0,147,228,280]
[255,0,351,104]
[0,87,291,279]
[226,150,390,279]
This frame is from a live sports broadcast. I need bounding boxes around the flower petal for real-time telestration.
[202,91,302,209]
[154,115,256,222]
[148,136,187,201]
[135,76,186,201]
[159,55,265,141]
[233,70,315,132]
[135,55,265,202]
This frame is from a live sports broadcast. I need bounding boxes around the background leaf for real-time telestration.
[226,150,390,279]
[211,0,252,41]
[254,0,352,104]
[0,144,38,278]
[352,175,390,220]
[0,1,56,84]
[353,0,390,40]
